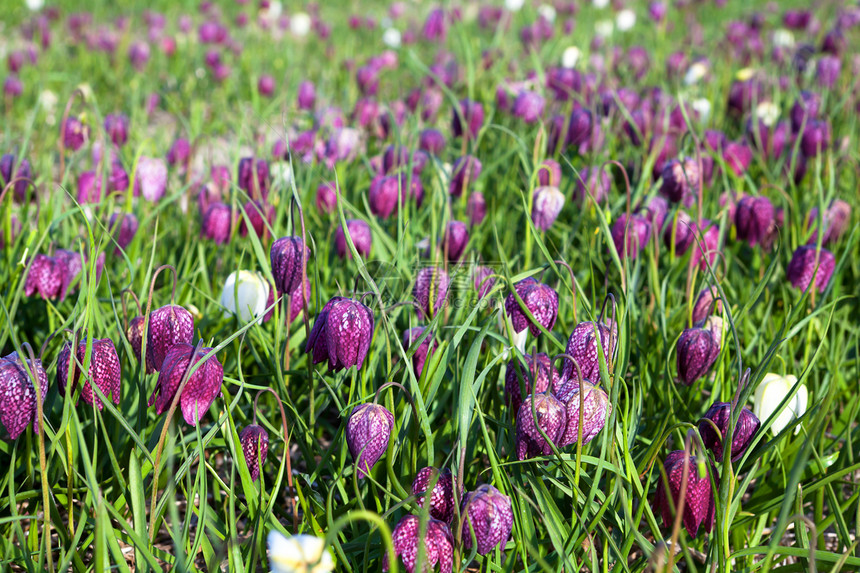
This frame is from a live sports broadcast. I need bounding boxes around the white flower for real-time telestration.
[691,98,712,123]
[268,531,335,573]
[561,46,581,69]
[616,9,636,31]
[772,29,795,48]
[753,373,808,436]
[684,62,708,85]
[755,101,780,127]
[38,89,58,112]
[220,271,270,324]
[537,4,557,23]
[593,0,609,8]
[497,301,528,360]
[26,0,44,11]
[270,162,294,187]
[505,0,525,11]
[266,0,283,19]
[290,12,312,37]
[382,28,401,48]
[594,20,614,38]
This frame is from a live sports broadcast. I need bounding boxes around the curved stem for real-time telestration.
[600,159,632,217]
[121,288,143,331]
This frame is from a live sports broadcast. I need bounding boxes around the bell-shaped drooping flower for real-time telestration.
[237,157,270,200]
[304,297,341,365]
[663,211,696,254]
[0,351,48,439]
[531,186,565,231]
[62,115,88,151]
[334,219,372,259]
[220,271,271,324]
[574,167,610,204]
[0,154,34,202]
[504,353,560,414]
[451,98,484,139]
[467,192,487,225]
[346,403,394,478]
[611,213,651,259]
[134,157,168,202]
[324,298,375,372]
[146,304,195,372]
[807,200,851,245]
[505,277,559,337]
[800,120,831,158]
[512,90,545,123]
[692,286,722,324]
[148,344,223,425]
[296,80,316,110]
[790,91,820,133]
[723,141,753,176]
[56,338,121,408]
[754,373,808,436]
[239,424,269,481]
[316,181,337,214]
[653,450,715,537]
[676,326,720,386]
[734,196,775,248]
[413,266,450,319]
[562,321,617,382]
[403,327,437,378]
[108,212,138,255]
[166,138,191,168]
[270,237,309,295]
[104,113,129,147]
[441,221,469,261]
[77,171,102,204]
[557,380,612,447]
[200,202,234,244]
[449,155,482,197]
[126,316,151,372]
[660,157,699,203]
[368,175,402,219]
[698,401,760,462]
[786,245,835,293]
[385,515,453,573]
[239,200,274,239]
[689,220,721,270]
[24,254,71,301]
[268,530,335,573]
[473,266,495,300]
[460,484,513,555]
[412,467,458,524]
[516,392,567,460]
[419,129,446,155]
[537,159,562,187]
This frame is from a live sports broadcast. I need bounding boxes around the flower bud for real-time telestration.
[574,167,610,204]
[316,181,337,214]
[305,297,374,371]
[368,175,402,219]
[0,351,48,439]
[698,402,760,462]
[386,515,453,573]
[449,155,482,197]
[411,467,458,523]
[660,157,699,203]
[62,115,88,151]
[460,484,513,555]
[753,373,808,435]
[104,113,129,147]
[512,90,545,123]
[220,271,271,324]
[200,203,235,244]
[148,343,223,425]
[473,266,495,300]
[0,154,33,202]
[134,157,168,202]
[504,353,560,414]
[800,119,830,157]
[692,287,722,324]
[237,157,270,200]
[268,531,335,573]
[516,392,566,460]
[334,219,372,259]
[297,80,316,110]
[413,266,450,319]
[562,321,617,381]
[653,450,715,537]
[734,196,774,247]
[239,424,269,481]
[786,245,835,293]
[807,199,851,245]
[108,212,139,255]
[346,403,394,478]
[403,327,438,378]
[56,338,121,409]
[466,192,486,225]
[440,221,469,261]
[166,138,191,168]
[504,277,559,336]
[557,380,611,447]
[611,213,651,258]
[676,326,720,386]
[270,237,309,295]
[451,98,484,139]
[146,304,195,372]
[531,186,565,231]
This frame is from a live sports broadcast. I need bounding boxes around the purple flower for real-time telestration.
[3,75,22,98]
[297,80,316,110]
[466,192,487,225]
[419,129,446,155]
[735,196,775,248]
[323,128,361,167]
[238,200,274,239]
[451,99,484,139]
[135,157,168,202]
[422,8,449,42]
[460,484,513,555]
[24,254,70,301]
[104,113,129,147]
[692,286,723,325]
[166,138,191,168]
[566,108,594,150]
[128,41,151,70]
[660,158,699,203]
[512,90,545,123]
[62,116,88,151]
[642,196,669,233]
[790,91,821,133]
[505,353,560,415]
[786,245,835,293]
[56,338,121,408]
[334,219,372,259]
[0,154,33,202]
[257,74,275,97]
[0,351,48,439]
[574,167,610,204]
[473,266,495,300]
[145,304,195,373]
[413,266,450,319]
[411,467,457,524]
[449,155,482,197]
[239,424,269,481]
[816,56,841,89]
[562,321,617,382]
[698,402,760,462]
[403,327,438,378]
[356,65,379,96]
[556,380,611,447]
[440,221,469,261]
[270,237,309,295]
[727,79,763,116]
[369,175,402,219]
[611,213,651,259]
[316,181,337,214]
[504,277,559,337]
[325,299,375,371]
[200,203,234,244]
[649,1,667,22]
[746,120,788,161]
[385,515,453,573]
[537,159,562,187]
[676,326,720,386]
[653,450,715,537]
[807,200,851,245]
[723,141,752,176]
[800,120,831,157]
[346,403,393,478]
[783,9,811,30]
[148,344,223,425]
[531,186,565,231]
[237,157,270,200]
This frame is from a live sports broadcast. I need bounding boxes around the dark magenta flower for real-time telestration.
[0,351,48,439]
[270,236,308,295]
[239,424,269,481]
[531,186,565,231]
[422,8,449,42]
[238,200,274,239]
[24,254,70,301]
[146,304,195,372]
[258,74,275,97]
[166,138,191,167]
[800,120,831,158]
[346,403,393,478]
[135,157,168,202]
[537,159,562,187]
[816,55,841,89]
[676,326,720,386]
[698,402,760,462]
[746,120,788,161]
[734,196,775,247]
[356,65,379,96]
[574,167,610,204]
[104,113,129,147]
[0,154,33,202]
[727,78,763,116]
[692,286,722,325]
[790,91,821,133]
[556,380,611,447]
[297,80,316,110]
[451,99,484,139]
[807,200,851,245]
[305,297,374,372]
[611,213,651,259]
[411,467,457,524]
[660,157,699,203]
[413,266,450,319]
[316,181,337,214]
[385,515,453,573]
[334,219,372,259]
[786,245,835,293]
[237,157,269,200]
[419,129,446,155]
[449,155,482,197]
[403,327,438,378]
[642,196,669,234]
[473,266,495,300]
[200,203,234,244]
[466,192,487,225]
[723,141,752,176]
[369,175,402,219]
[440,221,469,261]
[62,115,88,151]
[148,344,223,425]
[460,484,513,555]
[512,90,545,123]
[516,392,566,460]
[653,450,715,537]
[504,353,560,415]
[562,321,617,382]
[128,41,151,70]
[56,338,121,408]
[76,171,101,204]
[504,277,559,337]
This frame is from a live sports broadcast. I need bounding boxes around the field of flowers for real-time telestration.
[1,0,859,571]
